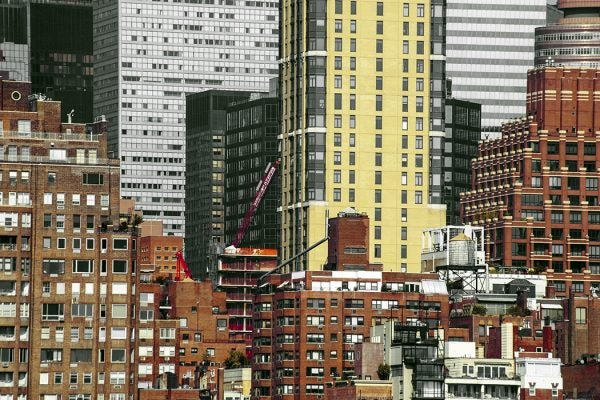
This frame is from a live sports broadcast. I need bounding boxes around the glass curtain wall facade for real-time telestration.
[279,0,447,272]
[93,0,279,236]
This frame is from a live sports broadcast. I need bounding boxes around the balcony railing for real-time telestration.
[1,130,100,141]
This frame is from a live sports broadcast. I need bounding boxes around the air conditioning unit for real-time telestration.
[69,385,77,389]
[1,362,8,367]
[114,385,122,389]
[72,296,79,304]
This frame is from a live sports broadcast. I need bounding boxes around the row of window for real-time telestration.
[42,259,129,275]
[40,303,152,321]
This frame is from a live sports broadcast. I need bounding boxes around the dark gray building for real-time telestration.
[0,0,93,122]
[444,98,481,225]
[225,95,280,251]
[185,90,256,279]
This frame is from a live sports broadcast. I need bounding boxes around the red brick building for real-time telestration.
[250,270,449,399]
[138,235,184,281]
[216,247,277,345]
[562,362,600,400]
[462,68,600,274]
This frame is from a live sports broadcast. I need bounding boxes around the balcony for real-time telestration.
[1,130,101,142]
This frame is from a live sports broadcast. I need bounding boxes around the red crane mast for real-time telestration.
[231,159,280,247]
[175,249,192,281]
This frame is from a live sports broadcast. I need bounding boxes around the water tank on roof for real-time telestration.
[448,233,475,266]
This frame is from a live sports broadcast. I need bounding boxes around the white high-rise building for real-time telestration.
[93,0,279,235]
[445,0,548,135]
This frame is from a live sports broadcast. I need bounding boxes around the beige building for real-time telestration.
[279,0,447,271]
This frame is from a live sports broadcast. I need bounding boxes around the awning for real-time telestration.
[422,280,448,295]
[540,303,562,310]
[277,281,289,289]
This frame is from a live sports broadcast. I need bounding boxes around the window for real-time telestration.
[403,2,409,16]
[335,20,342,32]
[375,189,381,203]
[375,171,382,185]
[415,154,423,167]
[333,170,341,183]
[350,20,356,33]
[417,3,424,16]
[334,115,342,128]
[350,75,356,88]
[42,304,64,321]
[375,153,382,166]
[334,75,342,88]
[576,307,586,324]
[111,349,126,363]
[416,117,423,131]
[333,189,341,202]
[402,41,409,54]
[416,59,424,73]
[350,57,356,70]
[376,76,383,90]
[377,2,383,16]
[377,21,383,35]
[72,260,93,274]
[375,95,382,111]
[44,214,52,228]
[374,244,381,258]
[334,57,342,70]
[112,304,127,319]
[334,152,342,165]
[82,173,103,185]
[112,260,127,273]
[334,38,342,52]
[415,173,423,186]
[41,349,62,362]
[71,304,93,318]
[415,191,423,204]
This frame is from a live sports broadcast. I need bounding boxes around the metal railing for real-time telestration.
[0,130,100,142]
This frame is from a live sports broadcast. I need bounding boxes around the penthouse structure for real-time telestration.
[461,67,600,273]
[0,79,137,400]
[535,0,600,68]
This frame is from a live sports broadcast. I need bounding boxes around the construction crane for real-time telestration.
[231,159,280,247]
[175,249,193,281]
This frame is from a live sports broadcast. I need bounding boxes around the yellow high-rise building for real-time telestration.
[279,0,447,272]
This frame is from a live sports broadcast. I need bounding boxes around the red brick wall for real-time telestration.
[562,363,600,399]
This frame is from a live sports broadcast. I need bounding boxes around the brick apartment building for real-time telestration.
[0,79,137,400]
[461,67,600,274]
[138,235,184,282]
[135,279,247,398]
[250,211,450,399]
[217,247,277,346]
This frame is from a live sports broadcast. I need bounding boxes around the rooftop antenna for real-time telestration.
[67,109,75,124]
